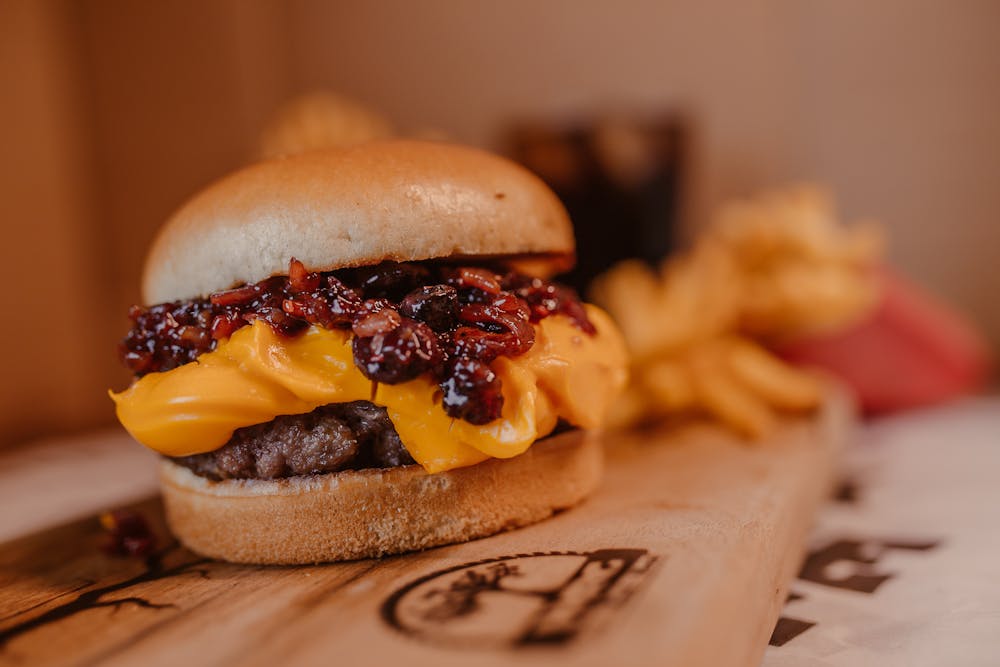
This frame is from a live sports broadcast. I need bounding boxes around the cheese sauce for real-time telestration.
[112,305,627,473]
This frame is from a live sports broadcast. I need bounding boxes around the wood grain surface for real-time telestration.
[0,391,852,667]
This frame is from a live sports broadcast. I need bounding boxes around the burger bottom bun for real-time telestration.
[160,429,602,564]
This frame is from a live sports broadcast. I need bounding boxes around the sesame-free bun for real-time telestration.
[142,140,574,304]
[159,429,602,564]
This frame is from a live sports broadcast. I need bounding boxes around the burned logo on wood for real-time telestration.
[381,549,659,648]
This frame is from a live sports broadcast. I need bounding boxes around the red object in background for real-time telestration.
[776,267,992,415]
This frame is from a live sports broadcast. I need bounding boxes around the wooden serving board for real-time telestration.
[0,391,851,667]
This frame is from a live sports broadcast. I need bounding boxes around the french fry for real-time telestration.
[725,338,822,411]
[681,241,741,341]
[593,183,881,437]
[591,260,670,360]
[687,341,775,439]
[605,384,654,430]
[258,92,393,159]
[643,358,696,411]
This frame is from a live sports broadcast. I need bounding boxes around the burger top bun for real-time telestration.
[142,140,575,304]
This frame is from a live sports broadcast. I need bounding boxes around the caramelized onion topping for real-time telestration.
[119,259,594,425]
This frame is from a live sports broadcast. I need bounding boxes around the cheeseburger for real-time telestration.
[112,140,628,564]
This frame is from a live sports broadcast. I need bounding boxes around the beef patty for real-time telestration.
[173,401,414,480]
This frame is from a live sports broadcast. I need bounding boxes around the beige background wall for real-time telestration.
[0,1,104,444]
[1,0,997,446]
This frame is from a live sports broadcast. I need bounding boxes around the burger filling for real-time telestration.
[174,402,415,480]
[113,259,627,477]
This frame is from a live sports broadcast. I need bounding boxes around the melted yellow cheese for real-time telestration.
[111,305,627,473]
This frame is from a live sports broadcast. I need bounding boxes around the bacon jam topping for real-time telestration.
[120,260,595,425]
